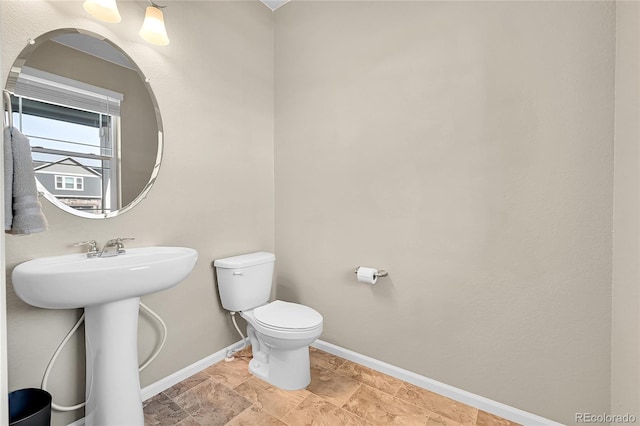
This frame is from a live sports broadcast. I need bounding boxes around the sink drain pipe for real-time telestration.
[40,302,167,412]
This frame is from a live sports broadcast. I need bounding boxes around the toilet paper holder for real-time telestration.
[353,267,388,278]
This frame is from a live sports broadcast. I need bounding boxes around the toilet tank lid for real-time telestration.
[214,252,275,268]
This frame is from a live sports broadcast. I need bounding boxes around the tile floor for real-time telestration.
[143,346,521,426]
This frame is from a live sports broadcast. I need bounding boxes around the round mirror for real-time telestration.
[5,28,163,218]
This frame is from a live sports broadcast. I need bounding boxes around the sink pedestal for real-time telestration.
[11,246,199,423]
[84,297,144,426]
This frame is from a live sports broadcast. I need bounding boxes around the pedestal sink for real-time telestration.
[12,246,198,426]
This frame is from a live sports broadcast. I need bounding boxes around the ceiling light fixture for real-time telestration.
[83,0,122,23]
[139,1,170,46]
[83,0,170,46]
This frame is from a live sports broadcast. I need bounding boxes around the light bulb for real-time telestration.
[83,0,122,23]
[139,6,170,46]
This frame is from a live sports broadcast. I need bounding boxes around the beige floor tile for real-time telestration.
[204,357,252,388]
[306,365,362,406]
[425,413,466,426]
[143,392,189,426]
[227,405,288,425]
[283,393,372,426]
[475,410,521,426]
[309,347,348,370]
[234,376,310,419]
[343,384,429,426]
[395,383,477,426]
[156,352,496,426]
[164,372,210,399]
[175,417,201,426]
[233,374,270,399]
[172,379,251,426]
[232,344,254,360]
[336,360,404,395]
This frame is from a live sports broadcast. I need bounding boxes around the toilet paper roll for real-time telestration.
[356,267,378,285]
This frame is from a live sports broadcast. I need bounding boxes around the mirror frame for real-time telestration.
[5,28,164,219]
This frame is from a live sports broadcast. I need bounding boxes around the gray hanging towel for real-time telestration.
[4,126,48,235]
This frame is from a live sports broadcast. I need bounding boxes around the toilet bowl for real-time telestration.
[242,300,322,390]
[213,252,323,390]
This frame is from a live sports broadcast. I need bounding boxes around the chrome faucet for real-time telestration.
[74,240,100,258]
[99,238,135,257]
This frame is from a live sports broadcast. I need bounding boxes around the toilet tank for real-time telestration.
[214,252,275,312]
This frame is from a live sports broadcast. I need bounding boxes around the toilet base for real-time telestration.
[248,345,311,390]
[239,307,322,391]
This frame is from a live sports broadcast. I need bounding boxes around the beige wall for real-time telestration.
[274,2,615,425]
[612,1,640,421]
[1,1,274,425]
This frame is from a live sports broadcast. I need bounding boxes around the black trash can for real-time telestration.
[8,388,51,426]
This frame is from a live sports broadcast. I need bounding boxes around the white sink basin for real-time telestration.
[11,246,198,426]
[12,246,198,309]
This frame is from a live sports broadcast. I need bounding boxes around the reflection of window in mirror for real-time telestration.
[11,66,123,214]
[54,175,84,191]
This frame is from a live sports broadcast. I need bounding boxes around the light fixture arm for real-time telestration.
[148,0,167,9]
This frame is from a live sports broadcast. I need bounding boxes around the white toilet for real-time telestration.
[214,252,323,390]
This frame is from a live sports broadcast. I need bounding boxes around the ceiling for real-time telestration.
[260,0,289,11]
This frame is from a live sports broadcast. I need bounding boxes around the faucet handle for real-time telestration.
[74,240,99,257]
[114,237,135,253]
[105,237,135,245]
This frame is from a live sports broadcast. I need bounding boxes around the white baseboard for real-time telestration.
[69,338,561,426]
[311,339,563,426]
[140,337,249,401]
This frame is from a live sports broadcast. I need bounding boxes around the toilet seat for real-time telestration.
[254,300,323,331]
